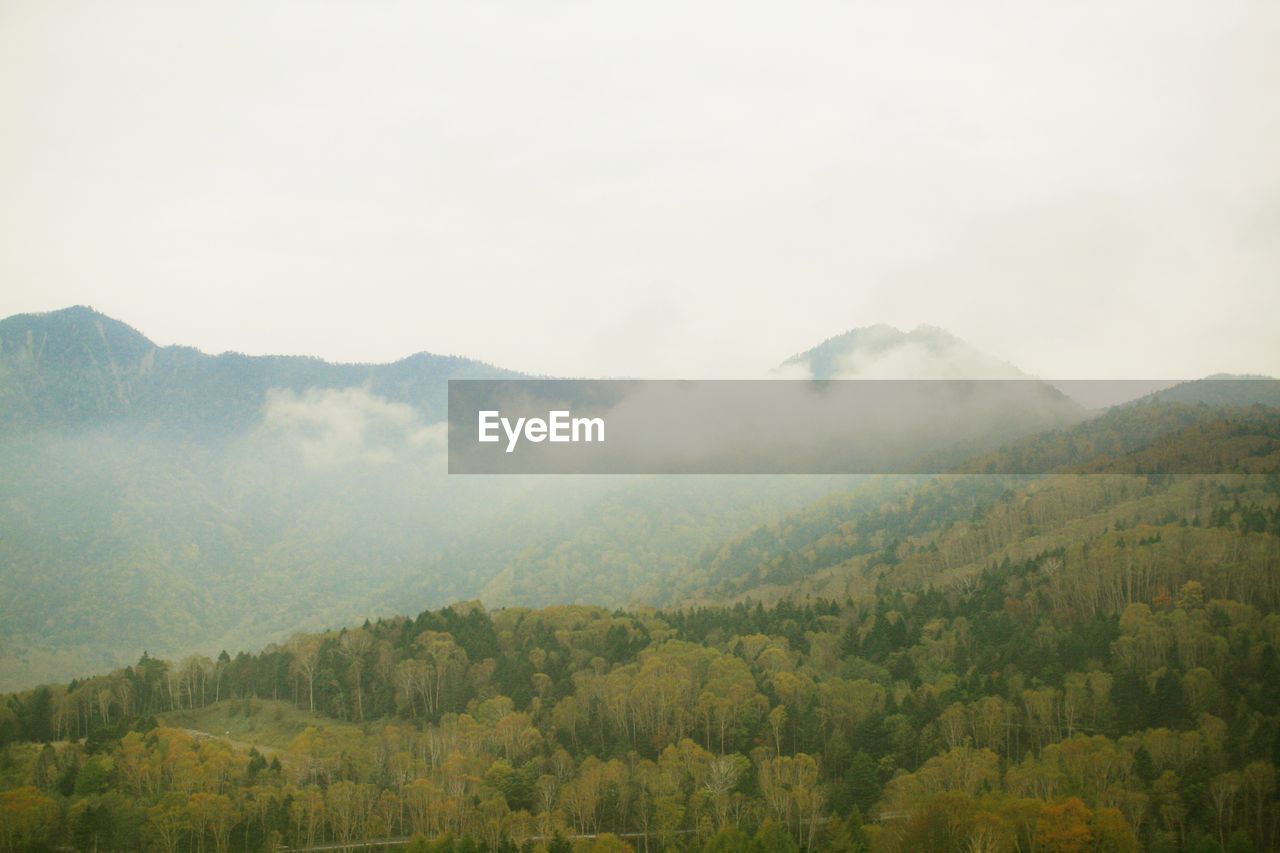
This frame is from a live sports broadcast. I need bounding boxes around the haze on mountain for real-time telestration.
[777,323,1280,411]
[2,394,1277,852]
[779,324,1027,380]
[0,308,853,689]
[4,313,1278,850]
[0,305,520,434]
[1,306,1272,691]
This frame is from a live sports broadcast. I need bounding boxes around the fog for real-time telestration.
[2,0,1278,380]
[0,389,847,689]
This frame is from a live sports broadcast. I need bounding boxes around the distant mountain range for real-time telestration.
[4,310,1042,436]
[4,308,1272,433]
[0,306,1276,690]
[0,306,519,434]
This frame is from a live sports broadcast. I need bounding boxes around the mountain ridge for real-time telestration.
[4,306,1277,691]
[0,306,522,433]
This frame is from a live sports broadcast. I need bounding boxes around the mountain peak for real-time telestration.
[0,304,155,363]
[7,303,143,327]
[782,323,1025,379]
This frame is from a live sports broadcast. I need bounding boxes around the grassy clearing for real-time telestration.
[159,698,344,750]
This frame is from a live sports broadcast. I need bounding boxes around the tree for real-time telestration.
[752,818,800,853]
[898,792,975,852]
[1210,771,1242,848]
[1240,761,1275,849]
[1092,807,1138,853]
[1035,798,1093,853]
[288,635,323,713]
[572,834,632,853]
[145,795,189,853]
[187,792,237,853]
[0,787,59,851]
[337,629,373,721]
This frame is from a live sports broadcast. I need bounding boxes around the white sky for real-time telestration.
[2,0,1278,379]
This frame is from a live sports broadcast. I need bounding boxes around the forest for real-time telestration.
[2,385,1279,852]
[3,486,1279,851]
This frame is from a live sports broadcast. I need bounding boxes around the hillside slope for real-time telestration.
[674,404,1280,608]
[0,413,1276,851]
[0,312,1084,690]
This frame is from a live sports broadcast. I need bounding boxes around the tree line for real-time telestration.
[3,554,1279,851]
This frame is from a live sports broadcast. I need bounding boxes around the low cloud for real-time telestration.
[260,387,444,468]
[829,338,1025,380]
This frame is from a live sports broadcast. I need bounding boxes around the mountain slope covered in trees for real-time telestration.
[671,403,1280,607]
[3,502,1279,848]
[0,310,847,688]
[1,402,1279,851]
[0,310,1088,690]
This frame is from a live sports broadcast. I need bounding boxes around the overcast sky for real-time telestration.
[2,0,1278,379]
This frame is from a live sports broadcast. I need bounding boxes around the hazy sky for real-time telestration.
[2,0,1278,379]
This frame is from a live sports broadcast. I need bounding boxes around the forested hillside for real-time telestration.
[0,309,852,689]
[2,308,1099,690]
[0,427,845,690]
[2,407,1279,851]
[2,551,1278,851]
[672,404,1280,606]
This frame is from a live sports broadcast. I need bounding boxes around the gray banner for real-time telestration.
[447,379,1280,474]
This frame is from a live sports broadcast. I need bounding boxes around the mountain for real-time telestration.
[0,306,518,433]
[780,323,1026,379]
[1138,374,1280,407]
[0,313,1277,851]
[671,401,1280,607]
[0,307,532,688]
[0,309,863,689]
[1,401,1277,853]
[6,309,1263,695]
[2,309,1089,690]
